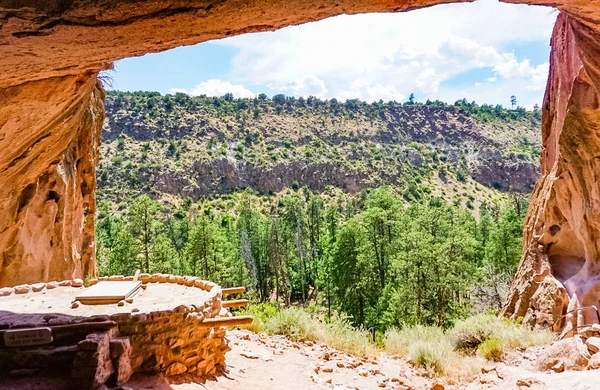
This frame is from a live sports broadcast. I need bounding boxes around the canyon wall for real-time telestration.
[502,10,600,330]
[2,0,600,330]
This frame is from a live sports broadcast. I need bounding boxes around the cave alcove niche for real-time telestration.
[2,0,600,331]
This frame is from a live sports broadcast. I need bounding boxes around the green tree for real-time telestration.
[129,195,161,273]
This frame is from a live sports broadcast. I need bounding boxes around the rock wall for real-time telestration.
[0,76,104,287]
[0,275,231,387]
[503,11,600,330]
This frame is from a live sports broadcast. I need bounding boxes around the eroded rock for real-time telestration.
[537,336,591,371]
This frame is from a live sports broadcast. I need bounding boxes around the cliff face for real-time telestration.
[503,11,600,330]
[2,0,600,332]
[0,76,104,287]
[100,93,540,201]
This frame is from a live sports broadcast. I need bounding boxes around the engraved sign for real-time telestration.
[3,327,53,347]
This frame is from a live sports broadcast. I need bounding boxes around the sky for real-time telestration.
[108,0,558,109]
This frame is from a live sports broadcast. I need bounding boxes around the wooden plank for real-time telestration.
[222,286,246,295]
[222,299,249,308]
[76,281,141,304]
[198,316,253,328]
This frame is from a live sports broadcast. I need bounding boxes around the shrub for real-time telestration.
[384,325,446,356]
[240,306,375,357]
[478,338,503,361]
[409,339,453,374]
[449,314,552,353]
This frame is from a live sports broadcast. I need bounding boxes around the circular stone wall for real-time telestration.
[0,274,231,388]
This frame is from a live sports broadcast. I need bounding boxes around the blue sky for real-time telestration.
[109,0,557,109]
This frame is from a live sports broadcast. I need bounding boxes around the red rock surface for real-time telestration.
[2,0,600,329]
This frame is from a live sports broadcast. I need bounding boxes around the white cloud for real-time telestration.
[277,75,328,98]
[170,79,255,98]
[209,0,557,107]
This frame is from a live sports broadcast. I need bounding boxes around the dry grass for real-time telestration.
[449,314,553,351]
[383,314,553,377]
[263,308,377,357]
[239,307,552,378]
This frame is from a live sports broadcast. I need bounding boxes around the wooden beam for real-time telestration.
[222,299,249,308]
[222,287,246,295]
[199,316,253,328]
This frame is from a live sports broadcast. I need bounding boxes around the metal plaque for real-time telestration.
[3,327,53,347]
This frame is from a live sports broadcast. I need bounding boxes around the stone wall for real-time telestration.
[0,275,231,388]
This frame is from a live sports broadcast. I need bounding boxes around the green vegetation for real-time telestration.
[97,185,526,333]
[99,91,541,206]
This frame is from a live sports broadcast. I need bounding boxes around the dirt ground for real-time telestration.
[124,330,600,390]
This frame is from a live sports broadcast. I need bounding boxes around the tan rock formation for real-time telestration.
[503,9,600,329]
[2,0,600,330]
[0,75,103,286]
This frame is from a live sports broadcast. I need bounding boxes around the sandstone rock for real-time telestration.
[139,273,151,283]
[551,360,565,373]
[431,384,444,390]
[586,337,600,354]
[322,367,333,373]
[358,369,368,377]
[502,10,600,329]
[58,280,71,287]
[537,336,590,371]
[481,365,496,374]
[125,298,134,304]
[117,300,125,307]
[46,281,58,289]
[588,353,600,370]
[240,352,259,359]
[110,338,133,385]
[73,332,114,387]
[71,301,80,309]
[579,324,600,338]
[0,287,13,296]
[158,274,169,283]
[31,283,45,292]
[109,275,124,281]
[516,377,543,388]
[72,278,84,287]
[13,284,30,294]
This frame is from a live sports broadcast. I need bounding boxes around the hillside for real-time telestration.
[99,92,541,210]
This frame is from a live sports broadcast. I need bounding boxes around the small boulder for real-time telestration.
[0,287,13,296]
[431,384,444,390]
[31,283,45,292]
[117,300,125,307]
[516,377,543,388]
[71,278,84,287]
[586,337,600,354]
[240,351,259,359]
[358,369,368,377]
[588,353,600,370]
[71,301,80,309]
[537,336,590,371]
[46,281,58,289]
[14,284,30,294]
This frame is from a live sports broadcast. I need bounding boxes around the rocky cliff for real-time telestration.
[99,92,540,203]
